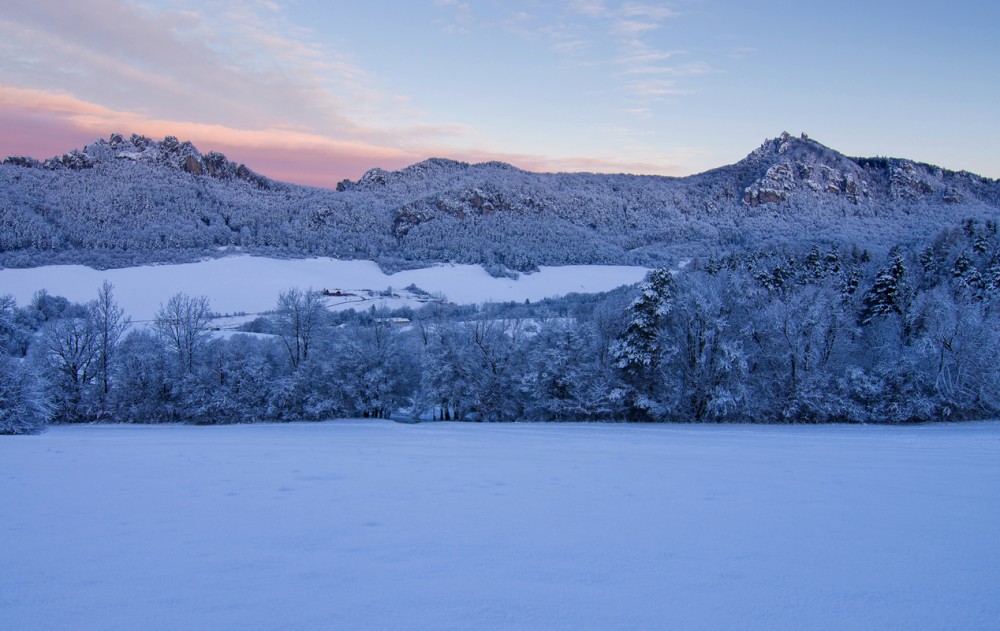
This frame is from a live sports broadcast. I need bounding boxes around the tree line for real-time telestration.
[2,220,998,434]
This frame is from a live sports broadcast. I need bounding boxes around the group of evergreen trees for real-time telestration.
[2,220,998,434]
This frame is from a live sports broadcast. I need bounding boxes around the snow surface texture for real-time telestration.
[3,421,999,630]
[0,256,649,321]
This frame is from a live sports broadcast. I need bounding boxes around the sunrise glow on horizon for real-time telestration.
[2,0,998,189]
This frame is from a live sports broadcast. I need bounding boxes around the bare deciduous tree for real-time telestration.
[93,281,131,399]
[275,288,324,368]
[155,293,212,374]
[42,315,98,421]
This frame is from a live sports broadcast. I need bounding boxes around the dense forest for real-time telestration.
[3,219,998,433]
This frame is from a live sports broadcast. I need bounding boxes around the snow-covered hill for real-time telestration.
[3,132,998,272]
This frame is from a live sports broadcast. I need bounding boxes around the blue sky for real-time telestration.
[1,0,997,187]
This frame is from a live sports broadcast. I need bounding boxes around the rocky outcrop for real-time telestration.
[24,133,276,189]
[388,185,546,238]
[889,161,936,200]
[392,205,435,238]
[744,162,793,206]
[357,167,389,187]
[182,155,203,176]
[943,186,965,204]
[40,149,95,171]
[742,132,871,206]
[2,156,41,168]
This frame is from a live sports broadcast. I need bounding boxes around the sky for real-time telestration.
[1,0,998,188]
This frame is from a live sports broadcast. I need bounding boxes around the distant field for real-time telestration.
[0,256,649,320]
[2,421,998,630]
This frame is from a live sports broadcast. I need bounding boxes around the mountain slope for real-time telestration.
[2,132,998,271]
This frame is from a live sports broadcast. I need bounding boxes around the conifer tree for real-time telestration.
[612,268,674,417]
[860,251,907,325]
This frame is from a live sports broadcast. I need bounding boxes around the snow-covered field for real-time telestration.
[3,421,998,630]
[0,257,649,321]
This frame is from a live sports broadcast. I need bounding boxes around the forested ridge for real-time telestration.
[3,132,999,273]
[3,218,998,433]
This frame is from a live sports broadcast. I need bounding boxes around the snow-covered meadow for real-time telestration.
[0,256,650,321]
[3,420,999,630]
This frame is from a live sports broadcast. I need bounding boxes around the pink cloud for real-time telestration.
[0,107,101,160]
[204,144,417,188]
[0,87,686,188]
[0,1,702,189]
[0,87,414,185]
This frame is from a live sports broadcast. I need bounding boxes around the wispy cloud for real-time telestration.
[621,107,653,119]
[601,125,657,138]
[0,0,490,185]
[529,1,709,116]
[0,84,692,185]
[568,1,608,18]
[0,0,382,135]
[728,46,757,60]
[616,49,682,65]
[501,10,542,39]
[434,0,474,34]
[622,78,693,97]
[0,0,714,185]
[611,19,662,36]
[621,3,679,20]
[0,78,467,153]
[619,60,716,76]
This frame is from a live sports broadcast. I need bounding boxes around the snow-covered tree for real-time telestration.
[274,287,324,369]
[0,357,53,434]
[0,294,15,354]
[92,281,131,404]
[155,293,212,374]
[662,270,750,422]
[463,313,529,422]
[749,281,854,422]
[910,287,1000,418]
[39,314,99,421]
[184,336,279,424]
[109,329,170,423]
[860,250,908,326]
[336,313,417,419]
[612,268,674,419]
[521,319,619,421]
[267,356,346,421]
[421,319,475,421]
